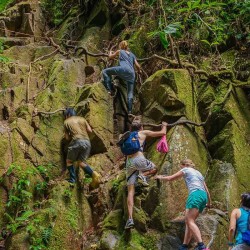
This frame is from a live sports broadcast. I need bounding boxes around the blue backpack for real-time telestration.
[242,211,250,245]
[117,131,141,155]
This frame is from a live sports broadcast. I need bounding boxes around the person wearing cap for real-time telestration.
[155,159,211,250]
[63,108,101,188]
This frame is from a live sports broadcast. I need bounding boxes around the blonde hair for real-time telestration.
[119,40,128,50]
[181,159,195,167]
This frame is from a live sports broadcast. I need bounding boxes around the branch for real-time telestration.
[34,108,66,116]
[111,0,135,11]
[143,119,205,128]
[65,44,108,57]
[48,37,68,56]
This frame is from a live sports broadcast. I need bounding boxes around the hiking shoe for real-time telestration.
[194,243,207,250]
[90,171,101,189]
[179,244,188,250]
[137,174,149,187]
[124,219,134,229]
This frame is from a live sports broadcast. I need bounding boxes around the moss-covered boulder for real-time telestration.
[206,161,239,211]
[100,230,121,250]
[77,82,114,154]
[139,69,202,128]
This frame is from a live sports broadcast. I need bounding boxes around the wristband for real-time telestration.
[228,242,234,246]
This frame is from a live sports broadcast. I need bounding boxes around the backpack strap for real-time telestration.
[126,170,138,182]
[117,131,130,146]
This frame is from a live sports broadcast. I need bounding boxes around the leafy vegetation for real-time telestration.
[0,0,13,13]
[4,165,35,233]
[0,39,10,63]
[147,0,250,53]
[41,0,79,26]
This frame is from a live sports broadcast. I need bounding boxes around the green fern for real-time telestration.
[42,226,52,245]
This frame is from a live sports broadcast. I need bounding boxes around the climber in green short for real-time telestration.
[155,159,211,250]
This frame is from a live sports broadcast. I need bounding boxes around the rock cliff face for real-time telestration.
[0,1,249,249]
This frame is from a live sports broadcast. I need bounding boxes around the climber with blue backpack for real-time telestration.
[118,120,167,229]
[228,192,250,250]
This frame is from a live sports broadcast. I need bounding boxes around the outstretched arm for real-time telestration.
[141,122,167,138]
[109,50,120,60]
[86,120,92,133]
[155,170,184,181]
[134,59,142,73]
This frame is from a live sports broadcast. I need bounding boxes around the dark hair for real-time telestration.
[241,192,250,208]
[64,108,76,118]
[131,121,143,132]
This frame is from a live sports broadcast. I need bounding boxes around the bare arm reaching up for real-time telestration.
[108,50,120,60]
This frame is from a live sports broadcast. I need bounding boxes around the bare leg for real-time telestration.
[185,208,202,243]
[127,184,135,219]
[183,224,193,245]
[142,168,157,177]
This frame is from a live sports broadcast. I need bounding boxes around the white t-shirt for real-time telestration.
[180,167,205,194]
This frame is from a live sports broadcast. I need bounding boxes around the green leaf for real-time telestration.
[159,32,169,49]
[201,40,211,46]
[16,210,34,221]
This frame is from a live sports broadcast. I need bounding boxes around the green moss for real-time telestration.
[77,83,114,153]
[35,58,85,111]
[221,50,236,69]
[209,121,250,192]
[140,69,202,132]
[0,0,13,13]
[0,187,7,229]
[117,230,159,250]
[206,160,239,211]
[5,229,30,250]
[0,135,9,173]
[103,209,123,232]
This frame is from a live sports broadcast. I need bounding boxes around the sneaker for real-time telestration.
[137,174,149,187]
[90,171,101,189]
[179,245,188,250]
[124,219,134,229]
[194,243,207,250]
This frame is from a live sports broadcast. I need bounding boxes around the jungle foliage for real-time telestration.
[147,0,250,51]
[0,0,13,13]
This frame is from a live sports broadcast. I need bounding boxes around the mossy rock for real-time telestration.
[196,212,228,250]
[35,181,93,250]
[140,69,202,131]
[206,160,239,211]
[112,14,129,36]
[0,133,11,174]
[208,120,250,192]
[78,82,114,153]
[0,186,7,229]
[116,229,159,250]
[5,229,30,250]
[34,58,86,111]
[102,209,123,232]
[3,44,36,64]
[100,230,121,250]
[85,0,108,28]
